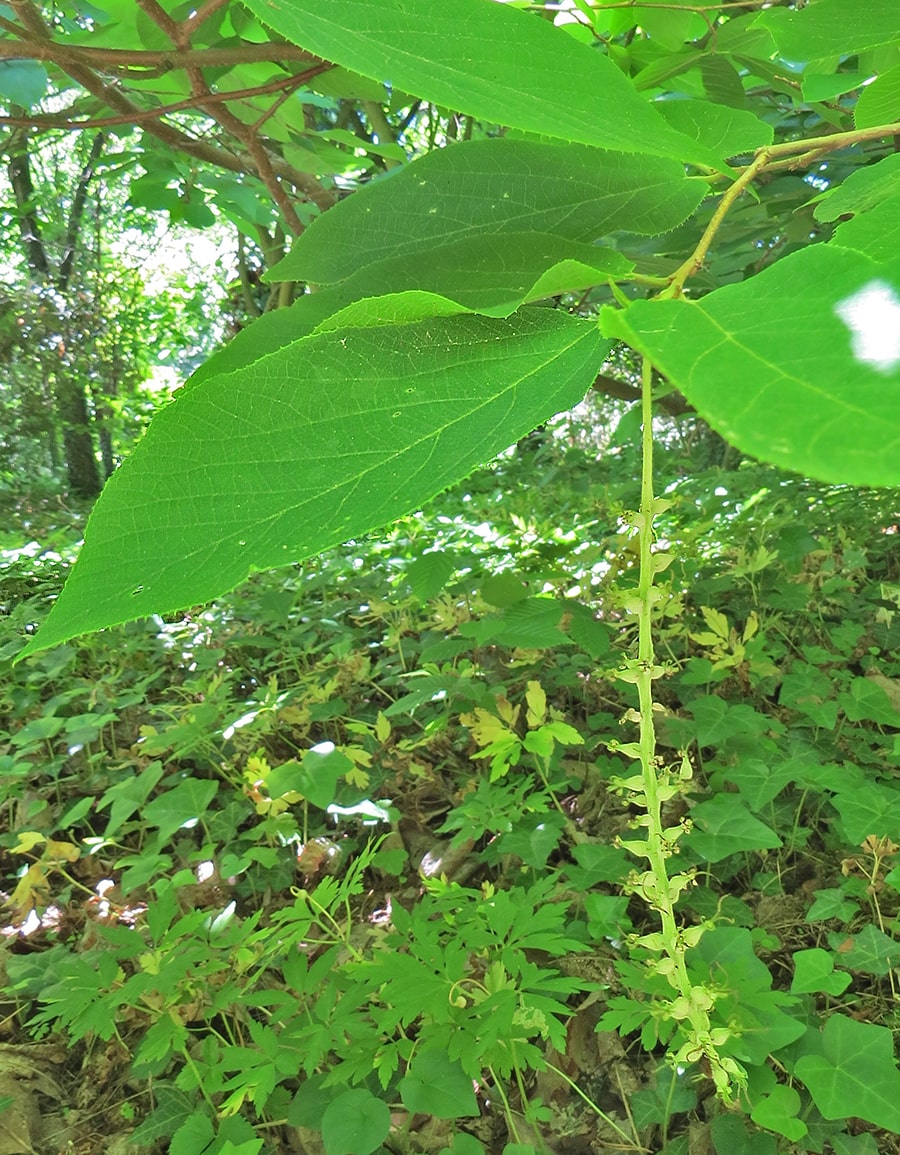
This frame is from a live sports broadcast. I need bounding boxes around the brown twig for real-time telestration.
[0,68,330,131]
[0,38,322,69]
[180,0,231,41]
[183,61,305,234]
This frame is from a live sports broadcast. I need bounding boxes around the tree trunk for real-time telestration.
[53,374,102,498]
[7,127,107,498]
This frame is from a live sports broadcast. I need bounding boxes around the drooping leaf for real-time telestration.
[19,310,608,654]
[240,0,709,162]
[601,246,900,485]
[268,234,632,321]
[268,140,707,285]
[655,99,772,157]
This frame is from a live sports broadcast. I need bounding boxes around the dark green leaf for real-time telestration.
[142,779,218,844]
[685,794,782,863]
[0,60,48,107]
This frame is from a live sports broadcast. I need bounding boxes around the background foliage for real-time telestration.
[2,0,900,1152]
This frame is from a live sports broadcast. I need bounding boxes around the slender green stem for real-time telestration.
[543,1060,641,1147]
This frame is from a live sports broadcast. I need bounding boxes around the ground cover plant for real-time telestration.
[2,0,900,1152]
[3,428,900,1154]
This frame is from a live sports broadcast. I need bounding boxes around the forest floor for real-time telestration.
[2,421,900,1155]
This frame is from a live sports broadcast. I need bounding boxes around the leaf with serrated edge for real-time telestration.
[241,0,711,162]
[19,310,608,655]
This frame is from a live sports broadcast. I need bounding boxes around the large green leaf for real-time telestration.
[601,246,900,486]
[795,1015,900,1130]
[269,140,706,285]
[240,0,711,163]
[19,309,608,655]
[754,0,900,60]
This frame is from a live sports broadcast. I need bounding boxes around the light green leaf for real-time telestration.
[855,62,900,127]
[312,291,470,334]
[795,1015,900,1130]
[813,153,900,221]
[240,0,708,162]
[19,311,607,654]
[749,1085,806,1142]
[601,246,900,486]
[790,948,852,996]
[814,153,900,261]
[802,71,872,103]
[269,140,706,285]
[831,195,900,262]
[754,0,900,61]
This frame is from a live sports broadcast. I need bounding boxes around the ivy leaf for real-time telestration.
[240,0,710,162]
[601,246,900,486]
[142,780,218,845]
[795,1015,900,1130]
[685,794,782,863]
[827,924,900,976]
[790,949,852,997]
[20,311,607,654]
